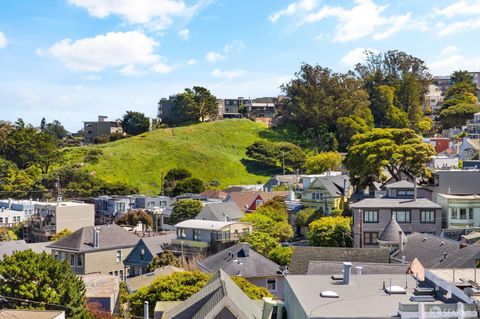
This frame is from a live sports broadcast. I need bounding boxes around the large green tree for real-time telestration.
[308,216,352,247]
[439,103,480,129]
[246,140,306,172]
[281,64,372,151]
[0,250,91,318]
[451,70,477,94]
[304,152,342,174]
[172,177,205,196]
[162,168,192,196]
[41,119,69,140]
[172,86,218,124]
[344,128,435,189]
[170,199,203,224]
[121,111,150,136]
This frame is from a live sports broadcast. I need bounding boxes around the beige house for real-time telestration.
[30,201,94,242]
[47,224,139,280]
[84,115,123,144]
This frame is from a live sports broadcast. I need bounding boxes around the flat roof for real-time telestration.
[174,219,243,231]
[437,194,480,200]
[286,274,432,318]
[349,198,441,209]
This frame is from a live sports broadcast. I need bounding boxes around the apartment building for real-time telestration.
[0,199,38,226]
[157,95,176,123]
[466,112,480,139]
[84,115,123,144]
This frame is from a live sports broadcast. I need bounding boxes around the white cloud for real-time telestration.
[151,63,174,74]
[206,51,226,63]
[269,0,317,23]
[40,31,160,72]
[212,68,246,80]
[441,45,460,56]
[437,18,480,36]
[186,59,197,65]
[434,0,480,17]
[340,48,379,66]
[81,74,101,81]
[67,0,202,31]
[121,64,143,76]
[178,28,190,39]
[0,32,6,48]
[303,0,413,42]
[223,40,245,53]
[429,46,480,75]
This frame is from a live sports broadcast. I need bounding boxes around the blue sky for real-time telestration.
[1,0,480,131]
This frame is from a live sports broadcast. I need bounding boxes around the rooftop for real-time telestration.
[349,198,441,209]
[0,240,29,260]
[378,216,407,245]
[140,232,177,256]
[385,180,415,189]
[0,310,64,319]
[286,274,421,318]
[437,194,480,200]
[82,274,119,298]
[47,224,140,253]
[174,219,242,231]
[197,202,244,221]
[126,266,184,293]
[307,261,410,275]
[197,243,282,277]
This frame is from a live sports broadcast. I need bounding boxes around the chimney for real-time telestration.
[399,230,404,252]
[413,179,417,201]
[93,228,100,248]
[343,262,352,285]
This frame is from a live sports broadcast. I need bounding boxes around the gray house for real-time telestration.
[133,195,171,210]
[197,243,285,298]
[94,196,131,221]
[196,202,244,222]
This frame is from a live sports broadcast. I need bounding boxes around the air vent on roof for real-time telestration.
[320,291,339,298]
[410,295,435,302]
[414,287,434,296]
[385,285,406,294]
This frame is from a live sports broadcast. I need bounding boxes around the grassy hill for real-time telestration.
[65,119,280,195]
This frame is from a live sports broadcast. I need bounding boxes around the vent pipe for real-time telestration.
[343,262,352,285]
[460,235,467,248]
[399,230,404,252]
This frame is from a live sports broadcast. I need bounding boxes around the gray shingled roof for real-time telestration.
[47,224,140,252]
[196,202,244,222]
[307,261,410,275]
[378,216,407,244]
[163,269,263,319]
[141,232,176,256]
[385,180,414,188]
[0,240,29,260]
[126,265,184,293]
[197,243,282,277]
[290,246,391,275]
[349,197,441,209]
[391,232,480,268]
[306,175,350,197]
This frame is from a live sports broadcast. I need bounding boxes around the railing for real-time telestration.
[171,239,209,248]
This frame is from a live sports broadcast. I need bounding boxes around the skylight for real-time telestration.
[385,285,406,294]
[320,291,339,298]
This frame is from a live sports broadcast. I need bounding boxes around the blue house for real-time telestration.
[123,232,176,277]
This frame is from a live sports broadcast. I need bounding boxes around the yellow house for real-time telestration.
[301,175,351,213]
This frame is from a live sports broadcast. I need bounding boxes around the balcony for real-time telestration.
[171,239,209,248]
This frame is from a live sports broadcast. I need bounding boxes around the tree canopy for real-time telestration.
[116,209,153,228]
[0,250,91,318]
[170,86,218,124]
[304,152,342,174]
[344,128,435,189]
[121,111,150,136]
[308,216,352,247]
[246,140,306,172]
[170,199,203,224]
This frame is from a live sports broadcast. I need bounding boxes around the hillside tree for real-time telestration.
[121,111,150,135]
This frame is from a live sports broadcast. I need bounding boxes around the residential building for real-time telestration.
[459,138,480,160]
[429,155,459,169]
[225,190,288,212]
[250,102,276,118]
[351,197,442,247]
[196,202,244,222]
[0,199,37,226]
[289,246,390,275]
[170,219,252,255]
[133,195,171,210]
[466,112,480,139]
[0,310,65,319]
[198,243,286,298]
[220,97,251,117]
[263,174,301,192]
[301,175,351,214]
[437,194,480,229]
[383,180,432,200]
[391,232,480,268]
[157,95,176,123]
[430,169,480,196]
[433,75,453,93]
[125,265,184,293]
[47,224,140,280]
[29,201,95,242]
[306,260,410,275]
[155,269,281,319]
[423,84,444,115]
[123,232,176,276]
[199,189,228,200]
[424,137,453,154]
[82,274,120,314]
[84,115,123,144]
[463,160,480,169]
[0,240,29,260]
[93,195,132,222]
[284,265,476,319]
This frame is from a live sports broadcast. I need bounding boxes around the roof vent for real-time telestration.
[385,285,406,294]
[410,295,435,302]
[320,291,339,298]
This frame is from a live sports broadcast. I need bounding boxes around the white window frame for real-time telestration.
[363,210,378,223]
[266,277,277,292]
[116,250,122,263]
[140,248,145,261]
[393,210,411,223]
[420,210,435,223]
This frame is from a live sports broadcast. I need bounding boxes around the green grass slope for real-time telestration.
[66,119,279,195]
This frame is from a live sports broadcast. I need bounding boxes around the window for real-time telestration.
[140,248,145,261]
[266,278,277,291]
[119,269,124,281]
[70,254,75,267]
[393,211,411,223]
[255,199,263,207]
[193,229,201,241]
[364,232,378,245]
[177,228,186,239]
[469,208,474,220]
[0,217,3,223]
[451,208,458,219]
[363,210,378,223]
[421,211,435,223]
[460,208,467,220]
[60,252,66,261]
[116,250,122,263]
[117,202,126,213]
[397,190,414,197]
[77,254,83,267]
[148,201,156,208]
[54,251,59,260]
